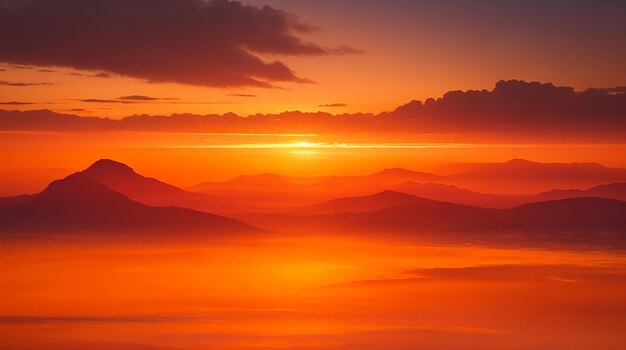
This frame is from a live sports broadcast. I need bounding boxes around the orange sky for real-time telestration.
[1,0,625,195]
[1,1,624,117]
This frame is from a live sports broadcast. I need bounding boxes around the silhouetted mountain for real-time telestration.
[391,182,523,208]
[494,197,626,229]
[444,159,626,193]
[238,191,496,232]
[391,181,626,208]
[295,190,438,215]
[534,183,626,202]
[0,173,256,233]
[0,194,35,209]
[238,193,626,246]
[81,159,201,203]
[190,173,295,192]
[78,159,256,213]
[190,168,440,198]
[321,168,441,190]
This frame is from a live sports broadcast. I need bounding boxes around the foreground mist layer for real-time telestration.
[1,235,625,350]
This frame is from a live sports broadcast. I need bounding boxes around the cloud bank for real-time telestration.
[1,80,625,139]
[0,0,357,88]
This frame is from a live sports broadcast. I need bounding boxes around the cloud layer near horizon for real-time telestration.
[1,80,625,139]
[0,0,357,87]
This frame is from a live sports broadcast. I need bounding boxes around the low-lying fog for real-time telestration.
[1,233,625,350]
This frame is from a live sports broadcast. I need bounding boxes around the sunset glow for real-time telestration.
[1,1,625,349]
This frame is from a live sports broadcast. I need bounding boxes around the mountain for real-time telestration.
[321,168,441,191]
[496,197,626,228]
[190,173,295,192]
[0,194,35,209]
[238,193,626,247]
[391,181,626,209]
[444,159,626,193]
[78,159,260,214]
[0,173,257,233]
[188,168,441,203]
[238,191,497,232]
[81,159,210,205]
[391,182,524,208]
[294,190,442,215]
[534,183,626,202]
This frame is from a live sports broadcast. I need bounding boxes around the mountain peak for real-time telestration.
[505,158,535,165]
[84,159,135,176]
[37,173,132,205]
[377,167,414,175]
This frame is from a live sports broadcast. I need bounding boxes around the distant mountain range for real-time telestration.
[392,181,626,208]
[1,159,625,246]
[238,191,626,247]
[190,159,626,205]
[443,159,626,193]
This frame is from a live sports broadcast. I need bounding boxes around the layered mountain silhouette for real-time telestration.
[189,159,626,199]
[534,183,626,202]
[293,190,456,215]
[79,159,238,212]
[390,182,522,208]
[391,181,626,208]
[191,168,440,192]
[3,159,626,245]
[0,172,256,233]
[443,159,626,193]
[238,191,626,243]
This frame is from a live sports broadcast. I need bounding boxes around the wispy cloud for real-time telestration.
[0,80,55,87]
[319,103,347,107]
[228,94,257,98]
[0,101,34,105]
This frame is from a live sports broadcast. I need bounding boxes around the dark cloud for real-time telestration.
[385,80,626,132]
[2,80,624,139]
[69,71,114,78]
[37,68,56,73]
[79,96,194,104]
[588,86,626,94]
[117,95,177,101]
[0,101,34,105]
[0,80,54,86]
[9,64,33,69]
[80,98,138,104]
[228,93,257,97]
[319,103,347,107]
[0,0,359,88]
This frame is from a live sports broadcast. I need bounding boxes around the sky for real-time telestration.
[1,0,625,117]
[0,0,625,195]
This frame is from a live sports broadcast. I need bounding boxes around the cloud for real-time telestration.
[228,94,257,98]
[2,80,624,139]
[78,96,200,104]
[117,95,178,101]
[319,103,347,107]
[0,80,54,86]
[385,80,626,133]
[80,98,138,104]
[69,71,113,78]
[0,0,359,88]
[0,101,34,105]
